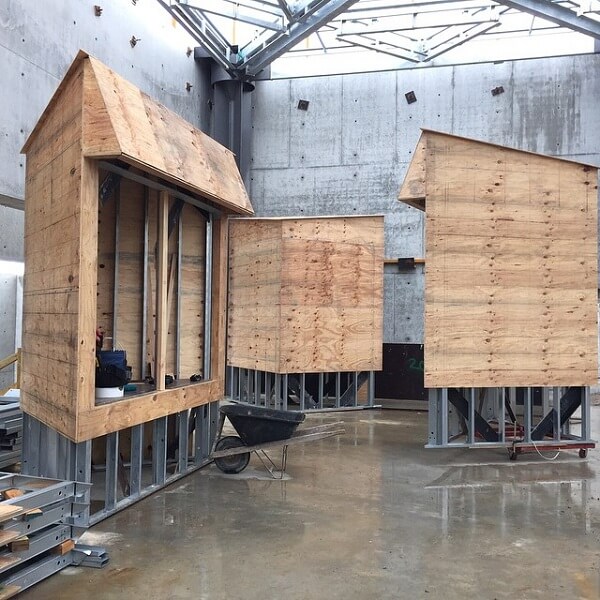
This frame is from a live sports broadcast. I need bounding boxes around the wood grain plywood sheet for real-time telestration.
[20,60,85,440]
[227,219,282,372]
[179,203,206,379]
[419,130,598,388]
[227,216,384,374]
[85,56,253,216]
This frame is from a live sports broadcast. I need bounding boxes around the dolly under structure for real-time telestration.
[399,129,598,456]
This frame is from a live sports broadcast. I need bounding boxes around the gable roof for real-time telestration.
[23,50,253,216]
[398,128,598,211]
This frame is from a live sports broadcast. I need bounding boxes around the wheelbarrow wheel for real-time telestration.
[214,436,250,474]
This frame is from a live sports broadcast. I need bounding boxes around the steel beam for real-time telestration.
[337,33,424,61]
[339,7,498,35]
[159,1,233,71]
[239,0,360,76]
[494,0,600,38]
[181,1,286,31]
[423,21,501,60]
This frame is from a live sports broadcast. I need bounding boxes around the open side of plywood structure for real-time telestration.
[228,216,384,374]
[21,50,253,442]
[399,129,598,388]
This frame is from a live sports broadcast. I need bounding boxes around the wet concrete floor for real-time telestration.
[21,408,600,599]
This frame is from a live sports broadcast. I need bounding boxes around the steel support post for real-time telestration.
[128,424,143,500]
[203,216,213,380]
[274,374,281,409]
[427,389,441,446]
[112,188,120,348]
[582,387,591,440]
[468,388,476,444]
[318,373,324,409]
[368,371,375,407]
[105,432,119,512]
[282,374,288,411]
[141,189,149,380]
[152,417,167,486]
[178,410,190,473]
[524,388,532,443]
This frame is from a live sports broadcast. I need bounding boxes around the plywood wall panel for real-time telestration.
[20,61,84,440]
[228,216,384,374]
[402,130,599,388]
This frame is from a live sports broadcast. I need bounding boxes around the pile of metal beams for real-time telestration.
[0,399,22,470]
[0,473,92,597]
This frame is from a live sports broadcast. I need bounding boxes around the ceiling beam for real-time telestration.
[338,7,499,35]
[237,0,360,76]
[338,33,426,61]
[180,1,287,31]
[494,0,600,38]
[422,21,502,59]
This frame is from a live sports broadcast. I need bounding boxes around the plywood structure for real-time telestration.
[21,51,253,442]
[228,216,384,373]
[399,129,598,388]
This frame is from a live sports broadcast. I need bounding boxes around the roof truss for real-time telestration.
[159,0,600,78]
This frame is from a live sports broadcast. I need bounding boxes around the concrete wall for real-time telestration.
[249,53,600,345]
[0,0,212,208]
[0,276,18,390]
[0,0,214,386]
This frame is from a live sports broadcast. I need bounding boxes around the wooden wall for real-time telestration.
[421,131,598,387]
[228,219,283,372]
[228,216,384,374]
[20,63,85,438]
[95,185,207,382]
[21,52,242,441]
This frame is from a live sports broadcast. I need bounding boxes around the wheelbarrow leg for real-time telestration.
[254,445,289,480]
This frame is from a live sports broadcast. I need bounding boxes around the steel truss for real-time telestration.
[159,0,600,78]
[427,386,595,459]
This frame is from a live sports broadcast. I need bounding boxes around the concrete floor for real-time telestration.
[21,408,600,599]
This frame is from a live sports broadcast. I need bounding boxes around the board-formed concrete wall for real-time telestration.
[249,53,600,345]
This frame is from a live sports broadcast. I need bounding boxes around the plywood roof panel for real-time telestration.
[23,50,253,216]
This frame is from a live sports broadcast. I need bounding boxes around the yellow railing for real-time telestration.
[0,349,21,397]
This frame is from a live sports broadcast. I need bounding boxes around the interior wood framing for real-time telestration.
[399,129,599,388]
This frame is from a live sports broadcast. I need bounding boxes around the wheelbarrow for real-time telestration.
[211,404,345,478]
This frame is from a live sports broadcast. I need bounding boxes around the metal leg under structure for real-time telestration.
[426,386,595,459]
[22,402,219,526]
[227,367,381,413]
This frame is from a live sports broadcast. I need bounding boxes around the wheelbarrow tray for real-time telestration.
[220,404,306,447]
[211,422,345,459]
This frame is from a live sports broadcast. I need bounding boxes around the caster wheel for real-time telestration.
[509,450,518,461]
[213,436,250,474]
[579,448,588,459]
